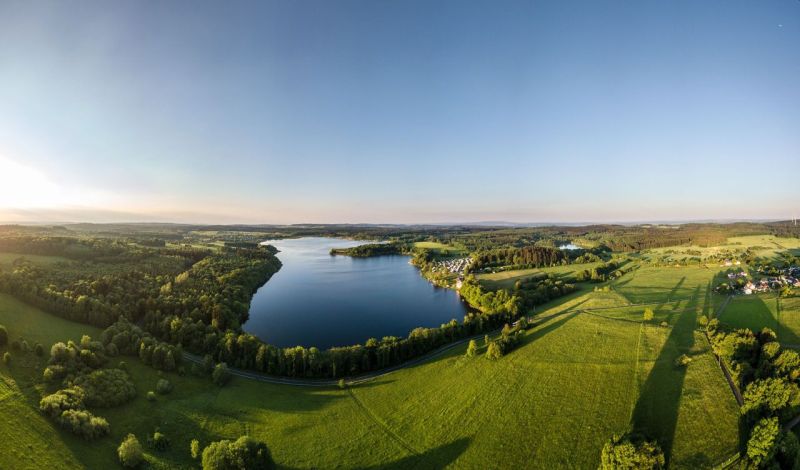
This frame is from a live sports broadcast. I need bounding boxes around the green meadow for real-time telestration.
[0,261,742,469]
[642,235,800,264]
[413,241,466,256]
[475,261,605,290]
[718,295,800,344]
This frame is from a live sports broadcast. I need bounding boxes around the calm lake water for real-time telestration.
[244,237,469,349]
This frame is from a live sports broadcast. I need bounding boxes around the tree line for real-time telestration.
[707,319,800,468]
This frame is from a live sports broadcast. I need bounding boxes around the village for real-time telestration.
[430,257,472,275]
[717,264,800,295]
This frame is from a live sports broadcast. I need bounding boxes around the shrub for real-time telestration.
[146,391,156,402]
[11,340,20,351]
[659,321,668,328]
[0,325,7,346]
[43,364,68,383]
[118,361,128,371]
[674,354,692,368]
[71,369,136,407]
[2,352,10,365]
[20,340,29,353]
[202,436,274,470]
[337,378,345,389]
[697,316,708,328]
[156,379,173,395]
[118,433,144,468]
[57,409,110,440]
[465,339,478,358]
[40,387,86,418]
[485,341,503,360]
[191,439,201,459]
[600,433,664,469]
[212,363,231,386]
[643,308,654,321]
[151,431,170,451]
[34,343,44,356]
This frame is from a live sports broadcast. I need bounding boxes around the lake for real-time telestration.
[244,237,469,349]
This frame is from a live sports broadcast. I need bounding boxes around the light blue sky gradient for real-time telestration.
[0,0,798,223]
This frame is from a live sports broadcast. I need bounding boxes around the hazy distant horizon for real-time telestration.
[0,206,789,228]
[1,1,798,223]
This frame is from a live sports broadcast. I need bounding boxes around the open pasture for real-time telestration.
[718,295,800,344]
[642,235,800,264]
[413,241,465,256]
[610,265,721,308]
[475,261,604,290]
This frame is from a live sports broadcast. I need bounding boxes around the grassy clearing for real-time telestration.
[0,251,71,268]
[718,295,800,344]
[476,261,604,290]
[641,235,800,263]
[610,266,719,306]
[779,297,800,344]
[0,281,740,468]
[413,241,465,256]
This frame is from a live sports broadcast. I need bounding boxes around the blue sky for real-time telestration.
[0,0,797,224]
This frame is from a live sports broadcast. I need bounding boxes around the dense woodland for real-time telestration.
[469,246,567,271]
[329,242,407,257]
[707,320,800,468]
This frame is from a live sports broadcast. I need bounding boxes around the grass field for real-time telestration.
[0,272,741,469]
[642,235,800,264]
[718,295,800,344]
[413,241,465,256]
[475,261,604,290]
[0,251,71,268]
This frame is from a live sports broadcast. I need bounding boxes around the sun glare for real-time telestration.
[0,157,64,208]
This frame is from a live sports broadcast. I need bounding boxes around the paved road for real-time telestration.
[183,296,700,388]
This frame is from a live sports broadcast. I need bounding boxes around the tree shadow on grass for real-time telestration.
[630,300,697,466]
[366,437,471,470]
[277,437,471,470]
[776,297,800,344]
[656,276,686,312]
[524,310,581,345]
[718,296,777,335]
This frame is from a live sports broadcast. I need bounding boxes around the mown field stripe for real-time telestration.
[629,322,644,421]
[347,388,420,457]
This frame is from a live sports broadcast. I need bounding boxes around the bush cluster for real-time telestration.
[201,436,274,470]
